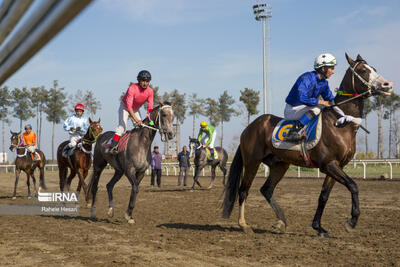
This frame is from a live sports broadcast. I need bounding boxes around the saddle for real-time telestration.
[106,131,131,154]
[205,147,218,160]
[272,114,322,151]
[28,150,41,161]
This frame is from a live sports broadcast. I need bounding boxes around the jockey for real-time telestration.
[284,53,338,141]
[62,103,89,157]
[197,121,216,160]
[107,70,154,153]
[22,124,38,160]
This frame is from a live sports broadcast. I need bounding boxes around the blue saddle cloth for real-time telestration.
[274,114,320,143]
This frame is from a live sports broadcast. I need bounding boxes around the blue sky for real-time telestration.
[3,0,400,159]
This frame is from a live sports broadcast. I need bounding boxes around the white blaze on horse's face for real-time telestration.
[159,105,175,142]
[364,64,393,95]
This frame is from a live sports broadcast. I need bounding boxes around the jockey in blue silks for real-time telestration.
[284,53,346,141]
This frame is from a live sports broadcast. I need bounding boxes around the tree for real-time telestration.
[44,80,68,161]
[69,89,101,118]
[372,95,386,158]
[383,93,400,158]
[0,86,12,157]
[168,89,186,154]
[204,98,221,127]
[11,87,34,130]
[362,98,373,154]
[240,88,260,126]
[188,93,204,137]
[30,86,48,149]
[218,90,236,147]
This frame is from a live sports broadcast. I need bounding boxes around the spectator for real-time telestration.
[151,146,162,187]
[177,146,191,186]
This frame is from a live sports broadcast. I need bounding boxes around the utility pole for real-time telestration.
[253,2,272,114]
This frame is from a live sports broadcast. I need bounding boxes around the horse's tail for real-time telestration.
[222,145,243,219]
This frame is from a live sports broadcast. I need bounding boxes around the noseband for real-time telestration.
[145,105,173,135]
[348,61,384,96]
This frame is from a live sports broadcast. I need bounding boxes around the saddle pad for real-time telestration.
[206,147,218,160]
[117,131,131,153]
[272,114,322,151]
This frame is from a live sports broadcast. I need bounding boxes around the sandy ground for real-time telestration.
[0,170,399,266]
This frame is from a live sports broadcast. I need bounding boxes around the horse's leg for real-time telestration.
[66,169,76,192]
[59,166,68,192]
[30,169,38,197]
[323,161,360,232]
[238,161,261,231]
[220,163,227,185]
[208,165,216,189]
[12,169,21,200]
[89,162,107,218]
[312,175,336,237]
[26,171,31,199]
[259,162,290,232]
[76,168,88,198]
[191,165,203,190]
[106,170,124,218]
[79,168,89,197]
[124,171,139,224]
[39,165,46,191]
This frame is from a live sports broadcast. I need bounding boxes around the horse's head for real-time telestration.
[345,53,393,96]
[88,118,103,141]
[9,130,21,152]
[188,137,200,147]
[150,100,175,142]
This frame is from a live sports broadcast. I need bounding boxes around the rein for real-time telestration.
[81,126,100,144]
[143,105,173,133]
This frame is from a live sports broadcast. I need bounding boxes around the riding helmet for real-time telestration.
[314,53,337,69]
[200,121,207,127]
[75,103,85,112]
[25,124,32,130]
[137,70,151,82]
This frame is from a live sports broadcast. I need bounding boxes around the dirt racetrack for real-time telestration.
[0,170,399,266]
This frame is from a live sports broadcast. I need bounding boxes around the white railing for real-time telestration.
[0,159,399,179]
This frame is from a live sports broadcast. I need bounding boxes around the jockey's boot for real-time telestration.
[285,121,306,142]
[210,148,215,160]
[62,145,70,157]
[33,152,38,161]
[107,139,119,154]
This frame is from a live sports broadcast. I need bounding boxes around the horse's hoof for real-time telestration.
[345,219,355,232]
[240,224,253,234]
[127,218,135,224]
[86,202,92,208]
[38,187,42,193]
[124,212,135,224]
[107,207,114,218]
[12,196,16,200]
[318,232,330,238]
[28,196,32,199]
[207,185,213,189]
[273,220,286,233]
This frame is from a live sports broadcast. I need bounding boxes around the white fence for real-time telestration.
[0,159,399,179]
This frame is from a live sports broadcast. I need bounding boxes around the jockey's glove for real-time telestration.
[149,120,154,126]
[76,127,81,132]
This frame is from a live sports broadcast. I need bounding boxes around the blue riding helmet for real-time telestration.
[25,124,32,130]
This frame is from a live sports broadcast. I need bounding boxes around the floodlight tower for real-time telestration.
[253,2,272,114]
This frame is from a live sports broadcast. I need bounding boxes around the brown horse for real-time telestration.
[57,118,102,199]
[222,54,393,237]
[9,131,47,199]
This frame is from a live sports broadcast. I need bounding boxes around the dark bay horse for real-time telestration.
[188,137,228,190]
[9,131,47,199]
[223,54,393,237]
[57,118,102,199]
[87,102,175,223]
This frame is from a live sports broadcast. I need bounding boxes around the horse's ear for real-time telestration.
[98,118,100,123]
[345,53,355,67]
[17,131,21,135]
[89,117,93,124]
[356,54,365,63]
[10,130,13,135]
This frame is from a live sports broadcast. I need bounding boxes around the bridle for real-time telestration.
[81,125,102,144]
[10,134,27,157]
[142,105,173,135]
[335,61,383,106]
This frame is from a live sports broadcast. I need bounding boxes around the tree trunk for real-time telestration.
[393,111,399,158]
[364,117,368,153]
[52,122,55,161]
[389,108,392,158]
[19,119,22,131]
[220,121,224,147]
[39,109,43,149]
[36,105,39,138]
[176,121,180,155]
[247,112,250,126]
[377,104,383,158]
[2,120,4,161]
[192,115,195,138]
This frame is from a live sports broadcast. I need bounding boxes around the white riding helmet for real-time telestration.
[314,53,337,69]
